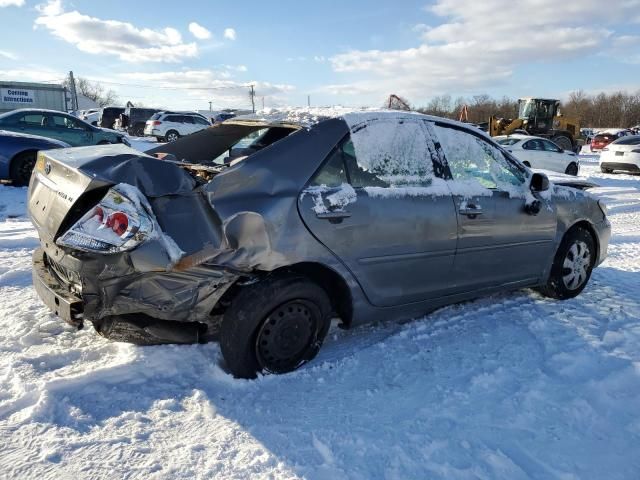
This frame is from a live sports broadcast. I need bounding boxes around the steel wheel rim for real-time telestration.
[167,132,178,142]
[562,240,591,290]
[255,300,317,373]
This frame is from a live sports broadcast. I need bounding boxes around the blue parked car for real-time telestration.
[0,130,69,186]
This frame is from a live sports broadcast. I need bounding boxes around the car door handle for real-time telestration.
[459,206,483,218]
[316,210,352,220]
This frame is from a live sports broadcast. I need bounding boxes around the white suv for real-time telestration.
[144,112,211,142]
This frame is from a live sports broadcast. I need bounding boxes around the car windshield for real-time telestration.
[495,138,521,146]
[518,99,536,119]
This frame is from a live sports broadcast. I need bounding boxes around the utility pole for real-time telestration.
[249,84,256,113]
[261,96,265,110]
[68,71,79,112]
[208,101,212,111]
[307,95,311,108]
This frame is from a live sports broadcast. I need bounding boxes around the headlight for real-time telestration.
[598,200,608,217]
[56,185,154,253]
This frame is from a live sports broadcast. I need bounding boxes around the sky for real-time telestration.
[0,0,639,111]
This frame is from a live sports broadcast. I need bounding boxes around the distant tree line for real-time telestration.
[412,91,640,128]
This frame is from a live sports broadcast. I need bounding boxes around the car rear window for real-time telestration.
[612,136,640,145]
[594,134,615,141]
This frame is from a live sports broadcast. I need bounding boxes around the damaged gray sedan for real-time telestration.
[28,110,611,378]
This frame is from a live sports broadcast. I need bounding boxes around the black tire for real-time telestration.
[10,151,37,187]
[538,228,595,300]
[220,274,332,379]
[165,130,180,142]
[551,135,573,151]
[600,166,613,174]
[565,162,579,176]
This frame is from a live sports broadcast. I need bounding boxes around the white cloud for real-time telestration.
[327,0,640,102]
[34,0,198,63]
[0,0,24,7]
[223,28,236,41]
[0,50,18,60]
[113,69,294,109]
[188,22,211,40]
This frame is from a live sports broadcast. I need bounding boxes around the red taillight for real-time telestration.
[107,212,129,236]
[151,120,162,126]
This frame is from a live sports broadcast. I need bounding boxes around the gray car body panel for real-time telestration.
[27,113,611,338]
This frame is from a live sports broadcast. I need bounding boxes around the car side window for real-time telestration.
[182,116,194,124]
[310,144,348,187]
[51,114,83,130]
[345,119,435,187]
[342,139,388,187]
[17,113,46,126]
[523,139,544,151]
[194,117,210,125]
[433,124,525,189]
[542,139,561,152]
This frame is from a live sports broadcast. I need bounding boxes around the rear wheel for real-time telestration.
[565,162,579,176]
[165,130,179,142]
[10,151,37,187]
[220,274,332,378]
[600,166,613,174]
[538,228,595,300]
[551,135,573,151]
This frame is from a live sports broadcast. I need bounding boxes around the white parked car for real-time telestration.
[599,135,640,174]
[81,109,101,126]
[143,112,211,142]
[495,134,580,175]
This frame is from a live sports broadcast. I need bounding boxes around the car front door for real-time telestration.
[298,118,459,307]
[521,139,550,169]
[541,139,570,173]
[431,123,557,291]
[48,114,93,146]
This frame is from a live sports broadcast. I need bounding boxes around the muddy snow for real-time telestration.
[0,158,639,479]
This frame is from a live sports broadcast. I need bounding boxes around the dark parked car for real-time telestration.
[118,108,161,136]
[28,110,610,378]
[99,107,125,129]
[0,109,128,147]
[0,130,69,186]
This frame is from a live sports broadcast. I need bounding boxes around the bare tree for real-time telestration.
[64,77,118,107]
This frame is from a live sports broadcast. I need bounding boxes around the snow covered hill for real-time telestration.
[0,160,639,479]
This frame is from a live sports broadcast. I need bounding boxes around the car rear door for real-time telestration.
[541,139,571,173]
[298,117,459,307]
[432,123,557,291]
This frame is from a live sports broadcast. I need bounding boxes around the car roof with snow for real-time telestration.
[226,108,489,133]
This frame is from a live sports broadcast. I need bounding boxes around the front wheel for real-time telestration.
[10,151,36,186]
[600,166,613,174]
[565,162,579,176]
[220,275,332,378]
[538,228,595,300]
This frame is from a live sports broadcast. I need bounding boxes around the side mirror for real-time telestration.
[530,172,549,192]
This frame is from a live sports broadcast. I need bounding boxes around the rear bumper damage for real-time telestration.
[32,246,240,344]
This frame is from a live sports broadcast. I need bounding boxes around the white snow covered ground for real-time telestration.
[0,158,639,479]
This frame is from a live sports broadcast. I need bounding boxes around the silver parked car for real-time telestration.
[28,110,610,378]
